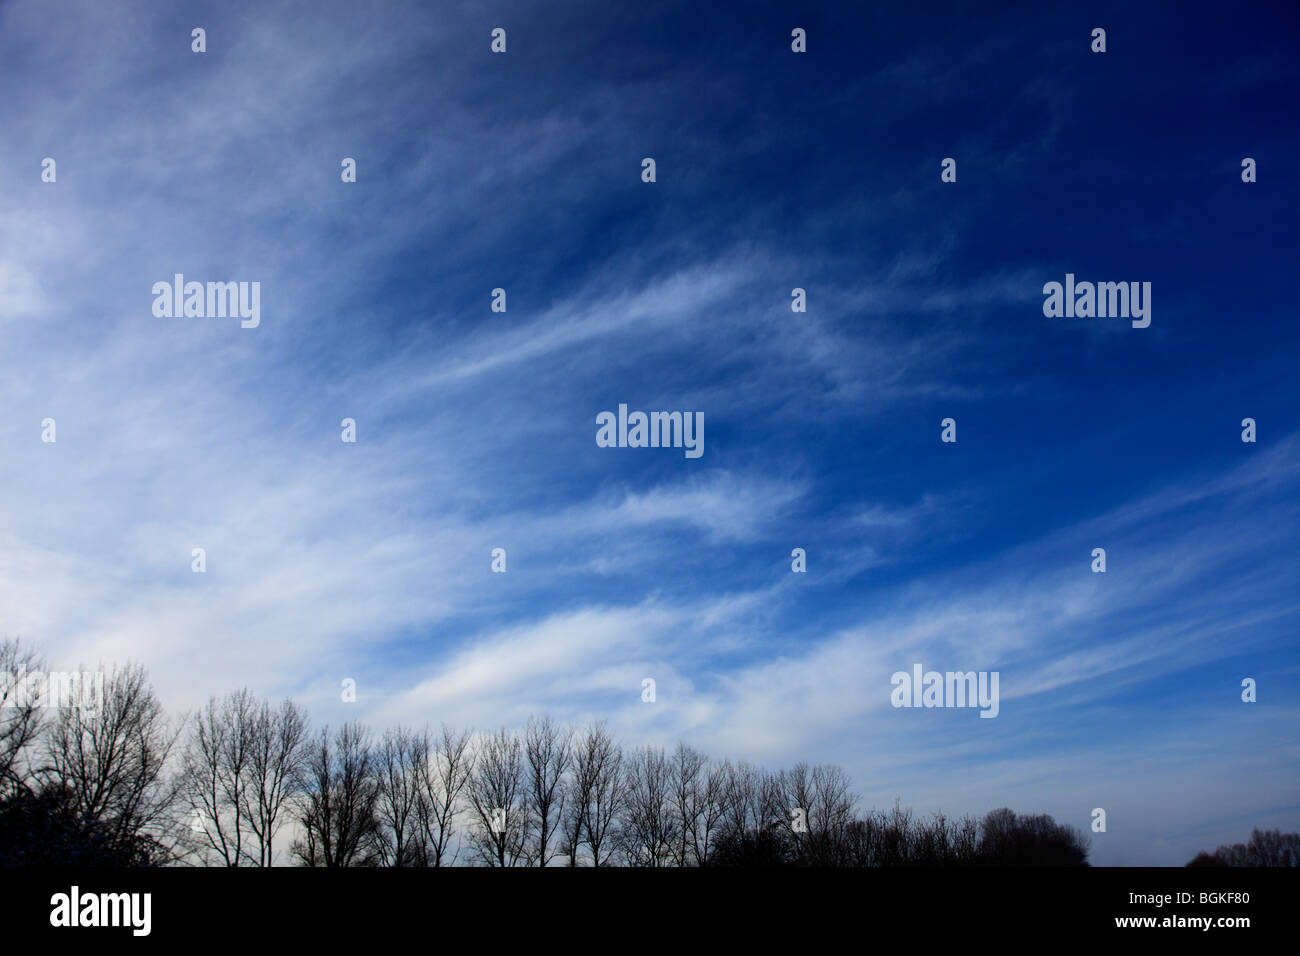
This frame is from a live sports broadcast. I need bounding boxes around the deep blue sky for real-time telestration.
[1,0,1297,864]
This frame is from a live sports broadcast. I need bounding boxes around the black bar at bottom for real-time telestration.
[0,865,1288,942]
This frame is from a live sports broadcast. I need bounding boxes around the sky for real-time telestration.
[1,0,1297,865]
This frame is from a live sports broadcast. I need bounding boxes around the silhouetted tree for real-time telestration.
[180,690,258,865]
[292,722,381,866]
[668,743,724,867]
[465,727,529,866]
[1188,828,1300,867]
[375,726,429,866]
[414,723,473,866]
[244,698,309,866]
[41,662,182,863]
[0,638,44,793]
[523,715,572,866]
[621,745,679,866]
[560,720,624,866]
[710,762,794,866]
[781,762,856,866]
[180,691,309,866]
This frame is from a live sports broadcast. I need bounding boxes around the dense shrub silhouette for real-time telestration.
[974,808,1089,866]
[0,784,163,866]
[710,822,797,867]
[706,803,1088,867]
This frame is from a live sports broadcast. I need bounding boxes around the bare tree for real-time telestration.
[1242,828,1300,866]
[693,756,730,866]
[523,715,571,866]
[668,743,707,866]
[42,661,182,861]
[465,726,529,866]
[781,762,855,865]
[1201,828,1300,867]
[375,725,429,866]
[242,697,308,866]
[835,801,978,867]
[561,720,624,866]
[0,638,44,793]
[180,691,309,867]
[924,811,979,864]
[711,761,792,865]
[293,722,381,867]
[415,723,472,866]
[877,800,918,865]
[180,689,257,865]
[621,745,678,866]
[717,762,759,842]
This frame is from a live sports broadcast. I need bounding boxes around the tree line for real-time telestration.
[1185,829,1300,867]
[2,638,1094,867]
